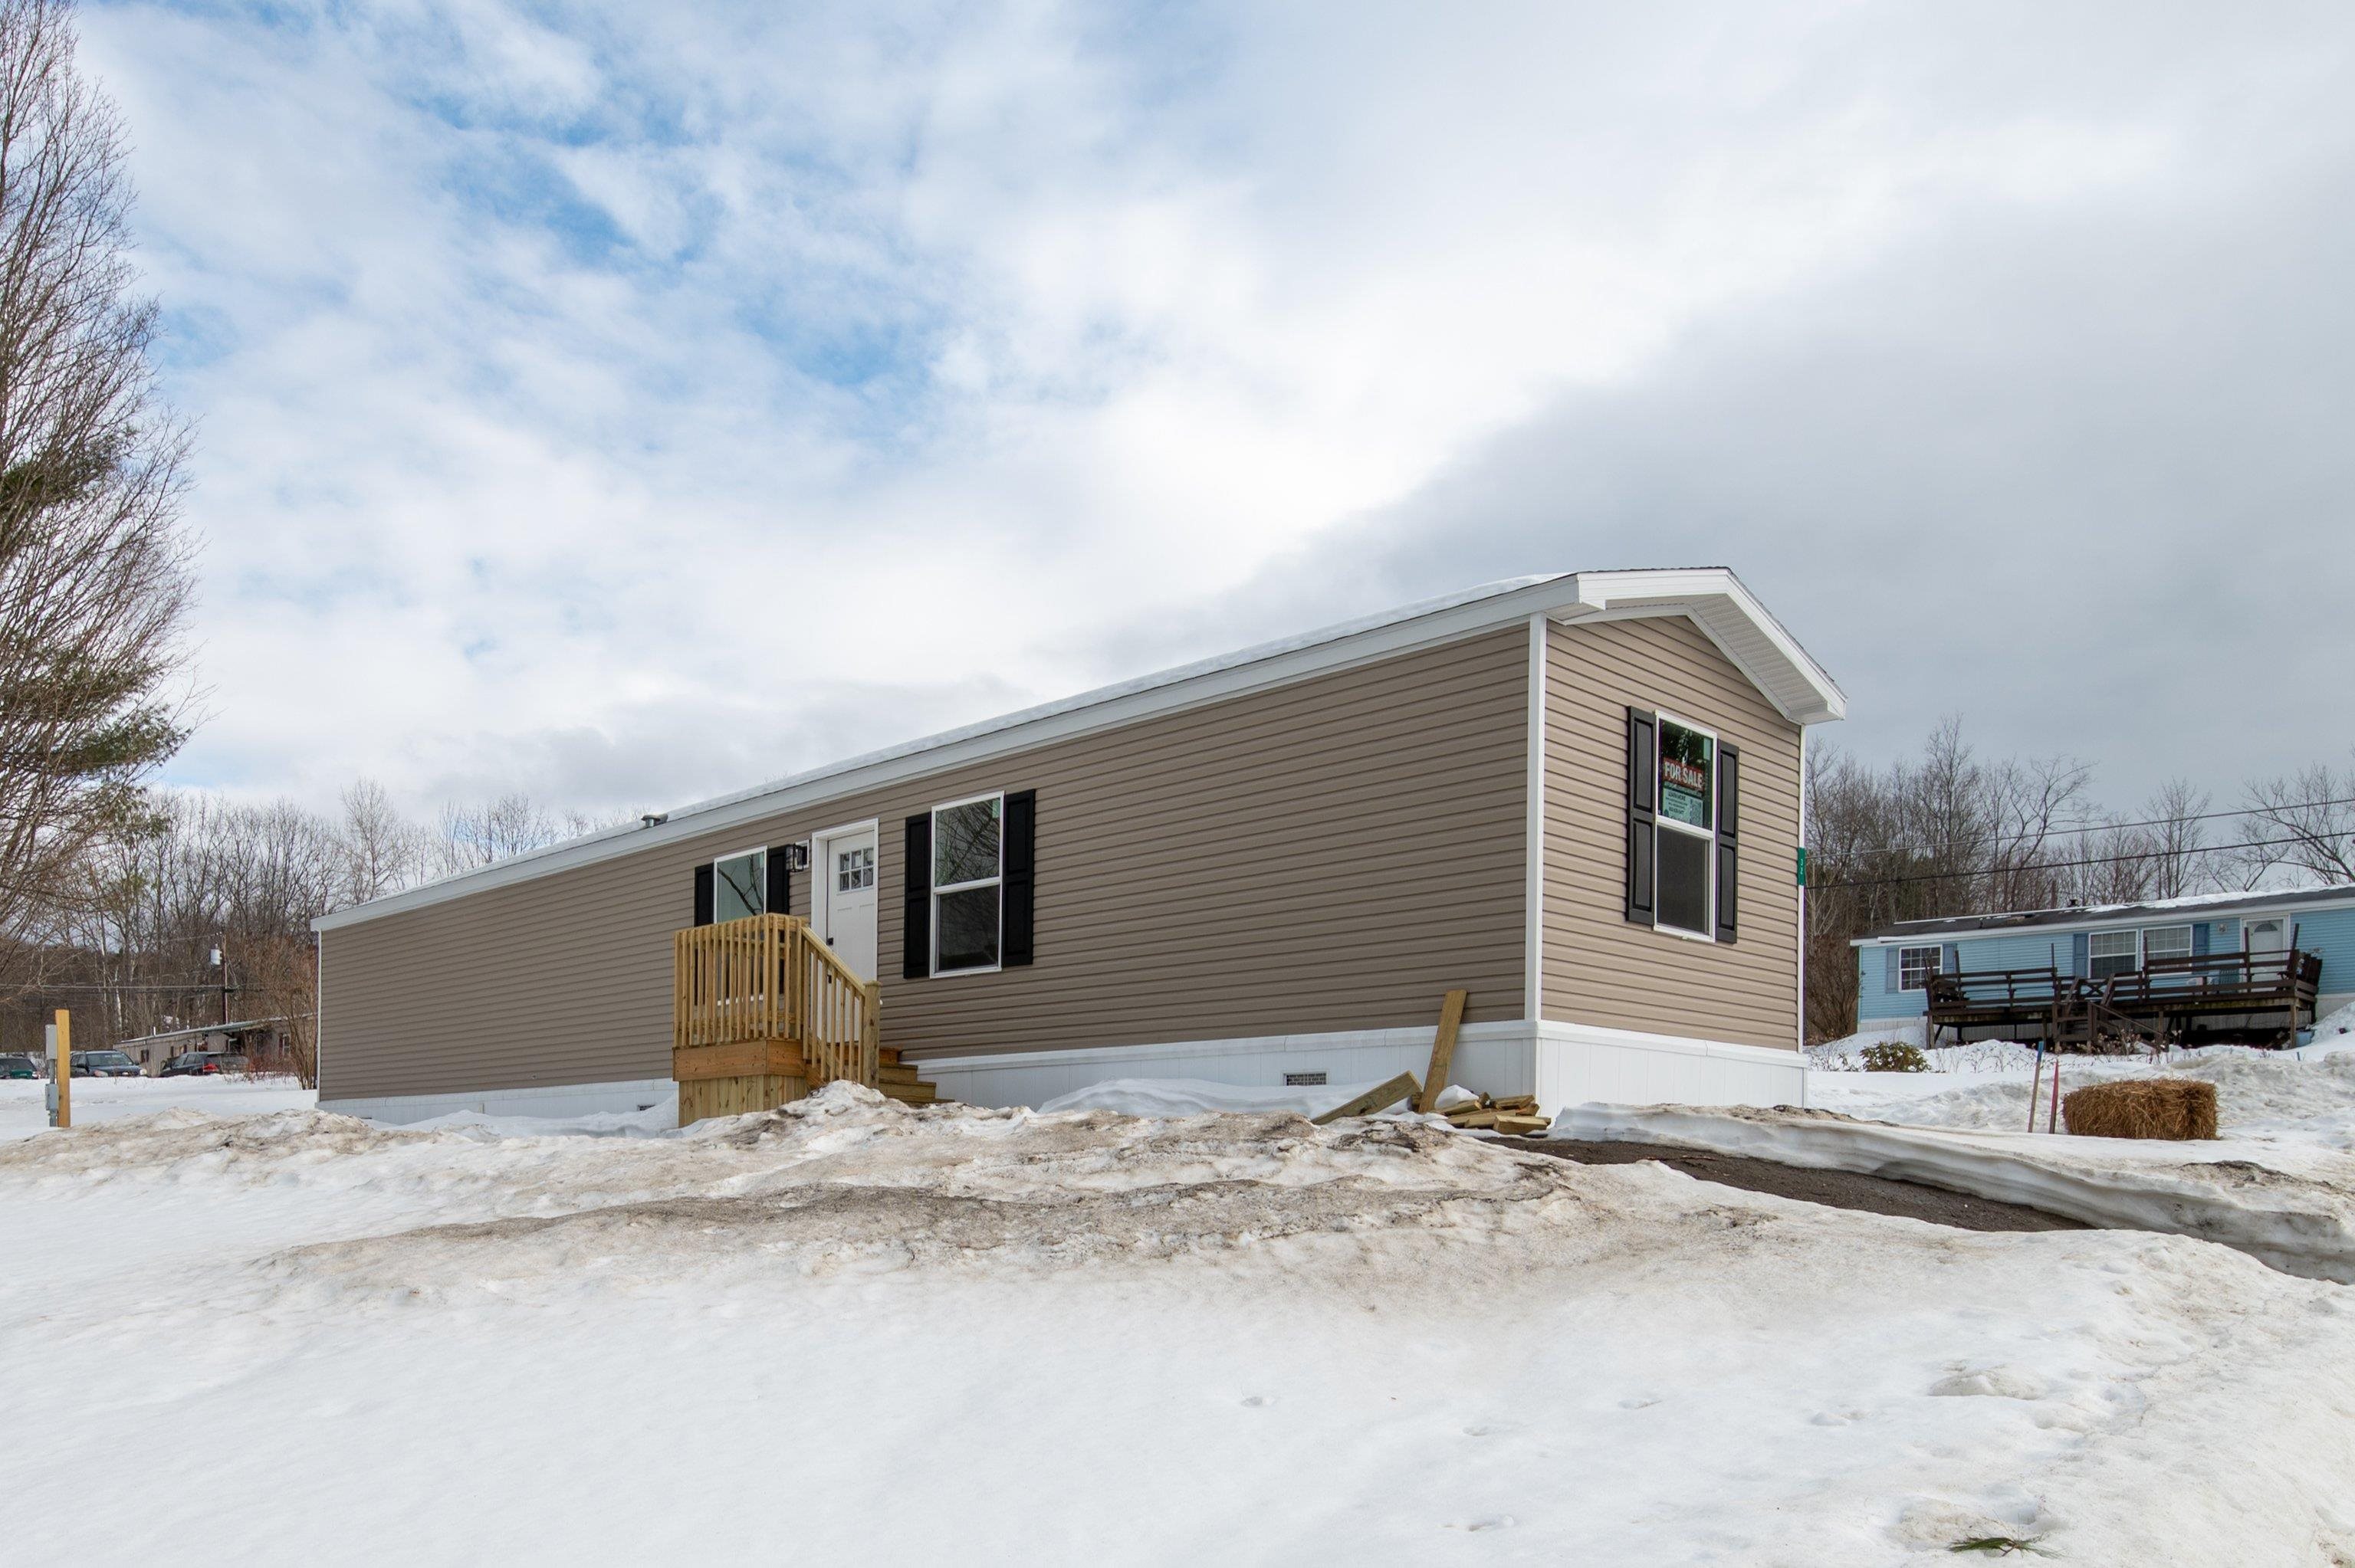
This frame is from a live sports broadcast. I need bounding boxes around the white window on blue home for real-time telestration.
[713,848,767,922]
[1897,945,1942,991]
[931,793,1003,974]
[2141,924,2192,965]
[1654,717,1716,938]
[2089,929,2139,982]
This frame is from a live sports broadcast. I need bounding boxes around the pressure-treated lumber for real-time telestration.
[1312,1071,1422,1125]
[1414,989,1470,1113]
[673,914,882,1126]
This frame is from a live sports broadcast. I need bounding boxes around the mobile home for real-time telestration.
[315,569,1844,1122]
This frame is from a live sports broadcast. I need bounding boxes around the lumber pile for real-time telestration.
[2061,1078,2219,1141]
[1439,1092,1550,1137]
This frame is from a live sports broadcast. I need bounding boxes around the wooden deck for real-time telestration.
[1925,949,2323,1051]
[672,914,885,1124]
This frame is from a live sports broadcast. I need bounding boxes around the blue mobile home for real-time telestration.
[1852,884,2355,1038]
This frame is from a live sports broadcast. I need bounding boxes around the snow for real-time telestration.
[1811,1045,2355,1150]
[7,1081,2355,1562]
[1558,1101,2355,1282]
[0,1074,316,1141]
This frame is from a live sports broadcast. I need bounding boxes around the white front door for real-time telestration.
[2245,917,2288,956]
[816,827,880,982]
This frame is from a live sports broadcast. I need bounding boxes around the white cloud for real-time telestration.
[77,0,2355,817]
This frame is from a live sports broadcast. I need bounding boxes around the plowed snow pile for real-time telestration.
[1814,1046,2355,1146]
[8,1084,2355,1565]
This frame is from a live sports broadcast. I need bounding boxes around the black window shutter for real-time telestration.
[1715,742,1740,943]
[1002,789,1036,967]
[767,846,794,917]
[1625,708,1657,926]
[692,863,714,927]
[902,815,932,979]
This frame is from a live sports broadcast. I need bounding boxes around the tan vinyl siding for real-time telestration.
[320,630,1529,1100]
[1542,615,1802,1050]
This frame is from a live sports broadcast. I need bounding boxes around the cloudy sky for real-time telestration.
[82,1,2355,822]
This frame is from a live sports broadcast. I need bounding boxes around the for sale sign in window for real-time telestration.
[1658,722,1714,830]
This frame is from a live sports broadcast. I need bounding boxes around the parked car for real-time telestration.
[161,1051,250,1078]
[0,1054,38,1080]
[71,1050,145,1078]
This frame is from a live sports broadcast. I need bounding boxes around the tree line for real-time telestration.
[0,784,623,1079]
[1804,719,2355,1040]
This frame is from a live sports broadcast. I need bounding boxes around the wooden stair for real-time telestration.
[876,1048,945,1107]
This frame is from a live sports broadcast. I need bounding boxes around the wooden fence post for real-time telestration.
[52,1009,71,1130]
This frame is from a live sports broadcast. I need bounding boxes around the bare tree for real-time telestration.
[338,777,422,902]
[433,792,561,874]
[2139,777,2214,900]
[0,0,192,981]
[2235,758,2355,887]
[238,931,316,1087]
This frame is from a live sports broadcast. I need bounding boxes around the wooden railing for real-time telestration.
[672,914,879,1091]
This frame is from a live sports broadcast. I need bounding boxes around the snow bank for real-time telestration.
[9,1080,2355,1563]
[1814,1046,2355,1150]
[1555,1101,2355,1282]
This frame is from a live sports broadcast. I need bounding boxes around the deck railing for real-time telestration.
[672,914,879,1090]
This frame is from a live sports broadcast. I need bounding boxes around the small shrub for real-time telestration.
[1861,1041,1930,1074]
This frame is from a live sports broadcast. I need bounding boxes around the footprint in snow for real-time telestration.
[1930,1366,2047,1400]
[1446,1516,1517,1532]
[1240,1395,1273,1408]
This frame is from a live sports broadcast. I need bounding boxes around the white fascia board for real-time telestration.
[1564,569,1848,724]
[318,567,1843,932]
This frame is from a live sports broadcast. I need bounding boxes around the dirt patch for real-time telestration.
[1504,1137,2089,1233]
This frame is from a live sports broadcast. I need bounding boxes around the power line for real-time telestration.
[1819,794,2355,861]
[1809,830,2344,894]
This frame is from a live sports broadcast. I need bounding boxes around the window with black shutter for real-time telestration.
[902,815,931,979]
[904,790,1034,976]
[1002,789,1036,967]
[1625,708,1657,926]
[1631,710,1734,943]
[1715,743,1739,944]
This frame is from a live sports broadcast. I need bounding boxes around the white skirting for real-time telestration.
[1534,1021,1806,1111]
[319,1019,1807,1125]
[921,1018,1805,1114]
[320,1076,675,1126]
[918,1022,1541,1109]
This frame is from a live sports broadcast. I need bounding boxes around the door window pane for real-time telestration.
[714,850,766,922]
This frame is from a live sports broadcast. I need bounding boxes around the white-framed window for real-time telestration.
[835,844,875,894]
[2141,924,2192,966]
[1898,946,1942,992]
[713,847,767,922]
[931,792,1003,975]
[2089,929,2139,982]
[1654,715,1717,939]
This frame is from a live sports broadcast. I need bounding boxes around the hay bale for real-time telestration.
[2061,1078,2219,1140]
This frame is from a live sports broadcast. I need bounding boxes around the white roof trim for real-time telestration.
[317,568,1844,932]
